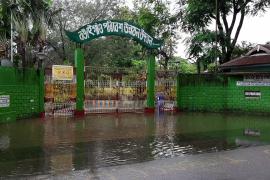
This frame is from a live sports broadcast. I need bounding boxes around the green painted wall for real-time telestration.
[0,67,43,122]
[227,76,270,113]
[178,74,270,113]
[178,74,227,111]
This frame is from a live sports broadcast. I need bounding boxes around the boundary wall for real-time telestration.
[177,74,270,113]
[0,67,44,122]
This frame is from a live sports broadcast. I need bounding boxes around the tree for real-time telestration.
[47,1,149,69]
[0,0,54,67]
[47,0,183,70]
[84,36,141,68]
[0,0,11,38]
[0,1,9,58]
[48,0,122,64]
[133,0,181,70]
[168,56,196,73]
[231,41,254,59]
[185,30,220,73]
[182,0,270,67]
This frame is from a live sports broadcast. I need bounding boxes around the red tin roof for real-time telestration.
[220,43,270,69]
[220,55,270,68]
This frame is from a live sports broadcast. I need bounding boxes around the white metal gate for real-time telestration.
[84,67,147,114]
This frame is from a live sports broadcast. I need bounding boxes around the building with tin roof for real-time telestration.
[220,43,270,73]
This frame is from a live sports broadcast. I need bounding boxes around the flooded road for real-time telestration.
[1,112,270,177]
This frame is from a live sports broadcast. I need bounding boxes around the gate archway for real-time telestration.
[65,20,163,116]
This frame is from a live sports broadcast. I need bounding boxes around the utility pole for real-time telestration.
[10,1,17,63]
[10,12,13,63]
[215,0,218,70]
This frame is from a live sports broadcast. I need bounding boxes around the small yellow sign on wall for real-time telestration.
[52,65,73,81]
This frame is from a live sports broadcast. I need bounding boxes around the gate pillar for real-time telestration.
[75,47,85,116]
[145,52,155,113]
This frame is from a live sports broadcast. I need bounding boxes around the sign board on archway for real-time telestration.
[65,20,162,49]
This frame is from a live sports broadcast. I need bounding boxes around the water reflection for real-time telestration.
[0,112,270,177]
[43,118,75,174]
[0,135,10,150]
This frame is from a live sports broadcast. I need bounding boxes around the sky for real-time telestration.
[125,0,270,58]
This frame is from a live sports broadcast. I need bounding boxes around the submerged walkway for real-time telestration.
[28,145,270,180]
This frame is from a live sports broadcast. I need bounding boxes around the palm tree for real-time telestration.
[0,0,54,67]
[0,0,11,59]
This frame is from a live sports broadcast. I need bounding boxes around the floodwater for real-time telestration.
[1,112,270,178]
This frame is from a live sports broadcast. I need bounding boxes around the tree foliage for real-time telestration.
[169,56,196,73]
[0,0,54,67]
[48,0,134,66]
[231,41,254,59]
[133,0,181,70]
[1,0,184,71]
[47,0,177,69]
[1,0,267,73]
[182,0,270,72]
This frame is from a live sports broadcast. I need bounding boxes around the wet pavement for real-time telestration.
[1,112,270,179]
[23,145,270,180]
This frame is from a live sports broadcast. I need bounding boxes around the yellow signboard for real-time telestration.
[52,65,73,81]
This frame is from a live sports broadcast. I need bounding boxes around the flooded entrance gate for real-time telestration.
[84,66,147,113]
[44,65,178,116]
